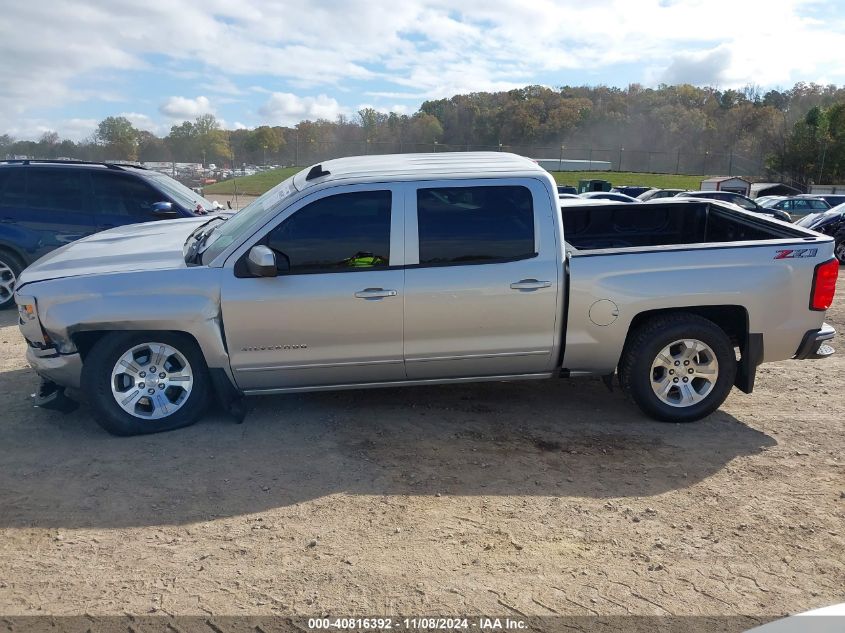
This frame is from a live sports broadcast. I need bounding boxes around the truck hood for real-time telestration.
[18,217,212,286]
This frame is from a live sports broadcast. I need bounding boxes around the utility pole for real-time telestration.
[559,145,564,171]
[675,149,681,174]
[818,140,828,185]
[618,147,623,171]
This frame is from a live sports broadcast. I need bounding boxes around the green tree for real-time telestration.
[193,114,231,165]
[166,121,196,162]
[245,126,285,164]
[137,130,169,162]
[95,116,138,160]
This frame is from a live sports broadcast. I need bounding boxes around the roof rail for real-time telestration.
[0,159,146,170]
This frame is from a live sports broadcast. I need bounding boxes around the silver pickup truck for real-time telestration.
[13,153,839,436]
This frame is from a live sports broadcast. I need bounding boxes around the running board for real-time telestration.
[242,372,554,396]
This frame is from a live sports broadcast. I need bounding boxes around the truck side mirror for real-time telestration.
[247,246,278,277]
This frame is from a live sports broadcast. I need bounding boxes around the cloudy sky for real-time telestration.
[2,0,845,140]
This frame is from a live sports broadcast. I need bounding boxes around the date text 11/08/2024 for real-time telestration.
[307,617,528,630]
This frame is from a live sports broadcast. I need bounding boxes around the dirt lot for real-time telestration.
[0,281,843,622]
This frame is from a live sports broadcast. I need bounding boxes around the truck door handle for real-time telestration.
[354,288,397,299]
[510,279,551,290]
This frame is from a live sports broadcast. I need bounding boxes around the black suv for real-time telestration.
[0,160,218,308]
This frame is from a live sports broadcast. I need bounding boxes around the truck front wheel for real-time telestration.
[82,332,210,436]
[620,314,736,423]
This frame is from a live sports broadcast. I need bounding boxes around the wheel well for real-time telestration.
[626,305,748,348]
[71,330,203,361]
[0,245,27,267]
[620,305,758,393]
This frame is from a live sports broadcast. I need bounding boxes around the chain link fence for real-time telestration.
[260,141,767,178]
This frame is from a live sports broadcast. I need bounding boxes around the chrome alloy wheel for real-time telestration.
[650,338,719,408]
[0,259,16,304]
[110,342,194,420]
[835,240,845,264]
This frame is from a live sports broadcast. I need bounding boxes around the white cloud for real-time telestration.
[259,93,345,125]
[356,103,411,116]
[159,96,214,119]
[119,112,166,135]
[2,0,845,137]
[4,118,98,142]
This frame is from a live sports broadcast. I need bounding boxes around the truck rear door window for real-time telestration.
[416,186,534,265]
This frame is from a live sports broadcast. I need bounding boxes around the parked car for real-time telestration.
[759,196,830,220]
[796,203,845,263]
[14,153,837,435]
[676,190,792,222]
[637,188,686,201]
[799,193,845,207]
[557,185,577,195]
[579,191,640,203]
[0,160,222,308]
[753,195,786,206]
[612,186,651,198]
[558,193,580,199]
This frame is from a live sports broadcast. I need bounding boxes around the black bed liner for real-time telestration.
[561,201,803,251]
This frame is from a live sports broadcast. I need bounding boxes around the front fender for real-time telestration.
[27,268,232,377]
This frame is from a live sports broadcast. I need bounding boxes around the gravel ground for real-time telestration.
[0,280,843,620]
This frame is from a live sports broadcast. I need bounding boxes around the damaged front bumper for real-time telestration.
[794,322,836,360]
[25,346,83,390]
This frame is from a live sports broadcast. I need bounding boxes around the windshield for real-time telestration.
[143,171,215,212]
[200,174,299,264]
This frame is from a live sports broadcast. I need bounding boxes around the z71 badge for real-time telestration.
[774,248,818,259]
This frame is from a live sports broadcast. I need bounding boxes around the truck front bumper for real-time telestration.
[26,346,83,390]
[794,322,836,360]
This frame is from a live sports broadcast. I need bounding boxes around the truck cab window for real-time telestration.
[267,190,391,273]
[416,186,534,265]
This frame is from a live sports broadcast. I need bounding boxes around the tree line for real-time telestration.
[2,82,845,185]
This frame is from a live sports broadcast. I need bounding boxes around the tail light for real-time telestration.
[810,258,839,311]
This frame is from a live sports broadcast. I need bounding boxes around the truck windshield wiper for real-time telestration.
[185,217,225,264]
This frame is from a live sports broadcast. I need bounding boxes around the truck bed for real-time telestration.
[560,200,833,376]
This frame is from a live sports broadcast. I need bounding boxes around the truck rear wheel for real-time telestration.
[82,332,210,436]
[620,314,736,423]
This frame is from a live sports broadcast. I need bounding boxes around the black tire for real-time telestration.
[82,331,210,436]
[833,230,845,264]
[0,249,24,310]
[619,313,736,423]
